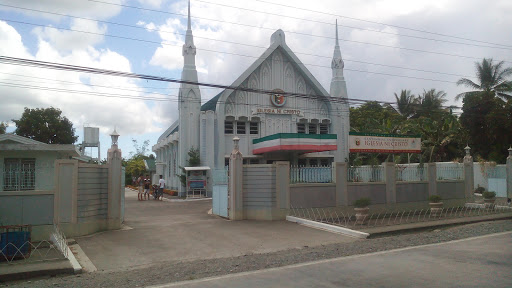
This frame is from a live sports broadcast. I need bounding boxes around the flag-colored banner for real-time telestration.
[349,132,421,154]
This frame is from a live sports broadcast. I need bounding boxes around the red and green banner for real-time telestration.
[349,132,421,154]
[253,133,337,154]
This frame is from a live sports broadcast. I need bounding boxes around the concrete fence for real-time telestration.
[225,159,512,220]
[0,147,124,240]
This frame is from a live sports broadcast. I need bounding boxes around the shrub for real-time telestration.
[428,195,442,203]
[482,191,496,199]
[353,198,371,208]
[474,186,485,194]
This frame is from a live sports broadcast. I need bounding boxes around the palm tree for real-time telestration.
[456,58,512,101]
[394,90,416,118]
[413,89,448,118]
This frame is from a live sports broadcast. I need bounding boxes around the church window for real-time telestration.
[236,121,246,134]
[319,124,329,134]
[225,121,234,134]
[308,123,317,134]
[320,159,330,167]
[309,159,318,167]
[297,159,306,167]
[297,123,306,134]
[249,159,260,164]
[250,122,259,135]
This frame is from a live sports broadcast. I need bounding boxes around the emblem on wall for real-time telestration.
[270,89,286,107]
[355,138,361,146]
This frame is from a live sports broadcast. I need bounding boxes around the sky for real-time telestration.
[0,0,511,159]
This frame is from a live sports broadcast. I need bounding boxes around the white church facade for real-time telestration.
[153,3,350,193]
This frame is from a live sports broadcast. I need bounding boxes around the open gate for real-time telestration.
[212,167,229,218]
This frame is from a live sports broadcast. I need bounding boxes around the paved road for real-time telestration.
[151,232,512,288]
[75,189,355,272]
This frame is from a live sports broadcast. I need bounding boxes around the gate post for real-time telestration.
[507,147,512,199]
[463,146,474,200]
[275,161,290,209]
[107,129,122,228]
[229,137,244,220]
[428,163,437,197]
[385,162,396,204]
[335,162,348,206]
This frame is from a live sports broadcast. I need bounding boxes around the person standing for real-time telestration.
[137,174,144,201]
[158,175,165,201]
[144,175,151,200]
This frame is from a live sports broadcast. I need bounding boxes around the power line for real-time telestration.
[252,0,512,49]
[0,56,467,113]
[0,3,480,79]
[0,19,479,84]
[82,1,512,62]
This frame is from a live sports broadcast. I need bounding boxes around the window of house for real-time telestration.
[243,159,248,165]
[3,158,35,191]
[250,122,259,135]
[309,159,318,167]
[308,123,317,134]
[249,159,260,164]
[319,124,329,134]
[298,159,307,167]
[236,121,246,134]
[320,159,330,167]
[225,121,234,134]
[297,123,306,134]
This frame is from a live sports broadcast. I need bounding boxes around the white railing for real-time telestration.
[437,164,464,180]
[396,165,428,181]
[347,166,384,183]
[290,166,332,184]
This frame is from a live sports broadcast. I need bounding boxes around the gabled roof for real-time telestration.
[0,134,80,156]
[0,134,46,145]
[214,29,331,112]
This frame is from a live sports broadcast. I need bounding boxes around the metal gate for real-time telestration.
[212,167,228,218]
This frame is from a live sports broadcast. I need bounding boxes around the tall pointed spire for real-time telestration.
[187,0,191,31]
[335,19,339,47]
[331,19,343,72]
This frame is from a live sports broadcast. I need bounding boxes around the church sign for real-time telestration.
[349,132,421,154]
[252,108,304,117]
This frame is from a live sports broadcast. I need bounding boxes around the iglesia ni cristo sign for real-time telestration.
[349,132,421,154]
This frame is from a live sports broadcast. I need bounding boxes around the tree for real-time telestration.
[413,89,448,119]
[0,122,6,134]
[456,58,512,101]
[394,90,416,118]
[179,147,201,187]
[12,107,77,144]
[129,139,150,158]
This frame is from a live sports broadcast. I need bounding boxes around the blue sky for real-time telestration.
[0,0,511,159]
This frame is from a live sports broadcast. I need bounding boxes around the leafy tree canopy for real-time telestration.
[12,107,77,144]
[0,122,6,134]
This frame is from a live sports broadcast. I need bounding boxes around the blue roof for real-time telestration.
[200,92,223,111]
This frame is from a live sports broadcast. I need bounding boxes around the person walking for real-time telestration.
[158,175,165,201]
[137,174,144,201]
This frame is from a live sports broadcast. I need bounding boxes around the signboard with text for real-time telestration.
[349,132,421,154]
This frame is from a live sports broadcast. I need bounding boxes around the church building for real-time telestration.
[153,2,350,193]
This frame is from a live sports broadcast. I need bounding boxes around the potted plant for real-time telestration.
[482,191,496,208]
[428,195,443,217]
[353,198,371,224]
[474,186,485,195]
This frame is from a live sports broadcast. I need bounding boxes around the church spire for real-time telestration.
[187,0,191,31]
[331,19,344,74]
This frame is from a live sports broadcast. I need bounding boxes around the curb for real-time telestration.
[0,260,74,283]
[286,216,369,239]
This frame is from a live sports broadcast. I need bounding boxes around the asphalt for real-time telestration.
[74,189,356,272]
[151,231,512,288]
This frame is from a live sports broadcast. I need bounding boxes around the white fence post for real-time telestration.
[507,147,512,200]
[385,163,396,204]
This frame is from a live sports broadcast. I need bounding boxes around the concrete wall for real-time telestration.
[396,182,429,203]
[437,181,465,199]
[77,166,109,222]
[0,192,54,226]
[242,165,276,219]
[347,183,387,205]
[290,184,336,208]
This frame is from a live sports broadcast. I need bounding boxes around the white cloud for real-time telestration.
[32,19,107,51]
[0,20,162,137]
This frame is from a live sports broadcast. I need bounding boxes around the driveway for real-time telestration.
[76,189,356,272]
